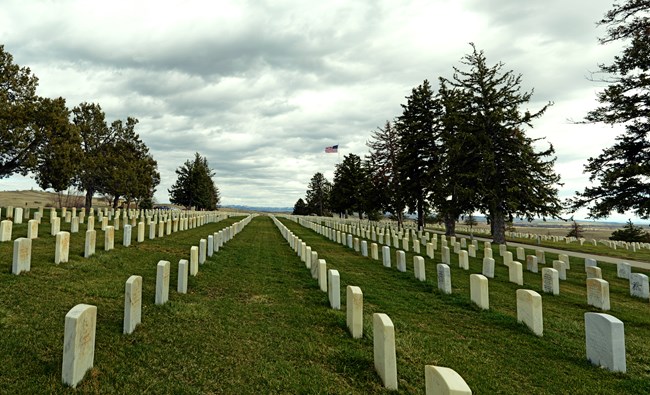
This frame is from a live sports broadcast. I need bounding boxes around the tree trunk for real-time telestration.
[444,213,456,236]
[397,212,403,231]
[491,205,506,244]
[84,188,94,212]
[112,195,120,209]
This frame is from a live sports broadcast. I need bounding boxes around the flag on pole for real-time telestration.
[325,145,338,153]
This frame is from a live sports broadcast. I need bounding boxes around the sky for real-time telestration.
[0,0,645,223]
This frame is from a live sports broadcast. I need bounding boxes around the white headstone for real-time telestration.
[509,261,523,286]
[61,304,97,388]
[104,226,115,251]
[13,207,23,224]
[382,246,391,268]
[442,246,450,265]
[516,247,525,261]
[424,365,472,395]
[629,273,649,300]
[542,268,560,296]
[585,312,626,373]
[346,285,363,339]
[617,262,631,279]
[586,266,602,279]
[51,217,61,236]
[178,259,188,294]
[585,258,597,272]
[482,257,495,278]
[526,255,538,273]
[361,240,368,257]
[558,253,570,269]
[310,251,319,279]
[373,313,398,390]
[414,256,426,281]
[371,243,379,260]
[503,251,513,266]
[12,237,31,275]
[437,264,452,294]
[396,250,406,272]
[155,260,170,305]
[190,246,199,276]
[552,260,566,280]
[535,249,546,264]
[199,239,207,264]
[458,250,469,270]
[123,224,132,247]
[327,269,340,310]
[55,231,70,264]
[516,289,543,336]
[470,274,489,310]
[587,278,610,311]
[123,275,142,334]
[318,259,327,292]
[0,220,12,242]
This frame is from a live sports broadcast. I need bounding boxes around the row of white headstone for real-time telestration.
[271,215,473,394]
[61,214,254,388]
[9,211,231,274]
[287,215,631,375]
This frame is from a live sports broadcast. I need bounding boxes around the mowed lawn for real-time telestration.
[1,214,649,393]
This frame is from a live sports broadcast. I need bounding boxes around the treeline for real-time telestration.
[1,45,159,210]
[296,45,562,244]
[297,1,650,244]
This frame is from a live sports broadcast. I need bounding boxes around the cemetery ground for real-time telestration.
[0,216,648,393]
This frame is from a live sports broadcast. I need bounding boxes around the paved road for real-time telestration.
[428,229,650,271]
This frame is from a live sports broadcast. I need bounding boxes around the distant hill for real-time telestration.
[221,205,292,213]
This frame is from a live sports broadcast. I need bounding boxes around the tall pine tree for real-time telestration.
[570,1,650,219]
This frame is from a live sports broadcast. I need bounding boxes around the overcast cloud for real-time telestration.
[0,0,642,222]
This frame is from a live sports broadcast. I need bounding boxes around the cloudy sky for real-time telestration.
[0,0,642,222]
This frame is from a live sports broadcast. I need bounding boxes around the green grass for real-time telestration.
[1,215,649,393]
[279,217,650,394]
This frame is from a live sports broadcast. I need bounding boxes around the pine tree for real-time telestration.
[610,219,650,242]
[366,121,406,228]
[570,1,650,219]
[441,44,562,244]
[395,80,444,230]
[330,153,367,219]
[169,153,220,210]
[566,220,585,238]
[305,172,331,216]
[292,198,309,215]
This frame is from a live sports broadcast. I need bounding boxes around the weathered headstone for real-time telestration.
[104,226,114,251]
[327,269,340,310]
[516,247,525,261]
[12,237,31,275]
[585,258,597,272]
[310,251,319,279]
[26,219,38,239]
[629,273,649,300]
[509,261,523,286]
[318,259,327,292]
[587,278,610,311]
[584,312,626,373]
[13,207,23,224]
[516,289,543,336]
[526,255,538,273]
[470,274,489,310]
[442,246,450,265]
[373,313,398,390]
[148,222,156,240]
[382,246,391,268]
[542,268,559,296]
[396,250,406,272]
[123,224,132,247]
[371,243,378,260]
[361,240,368,257]
[414,256,426,281]
[552,260,567,280]
[84,230,96,258]
[503,251,513,266]
[190,246,199,276]
[346,285,363,339]
[586,266,602,279]
[458,250,469,270]
[51,217,61,236]
[178,259,188,294]
[70,216,79,233]
[424,365,472,395]
[61,304,97,388]
[55,231,70,264]
[482,257,495,278]
[155,260,170,305]
[536,249,546,264]
[468,244,476,258]
[437,264,452,294]
[484,247,492,260]
[123,275,142,334]
[617,262,631,279]
[558,253,570,269]
[199,239,207,264]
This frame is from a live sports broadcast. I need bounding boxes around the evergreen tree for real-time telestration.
[305,172,331,216]
[292,198,309,215]
[169,153,220,210]
[395,80,444,230]
[366,121,406,228]
[330,153,367,219]
[566,219,585,238]
[570,1,650,219]
[610,219,650,242]
[441,44,562,244]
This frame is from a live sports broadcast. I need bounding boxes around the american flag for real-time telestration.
[325,145,338,153]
